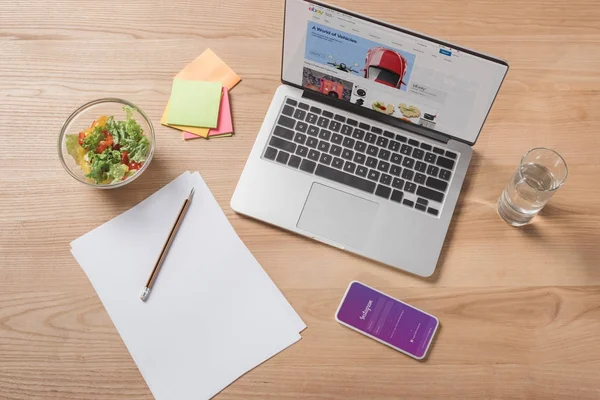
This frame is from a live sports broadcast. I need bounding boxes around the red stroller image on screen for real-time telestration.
[363,47,408,89]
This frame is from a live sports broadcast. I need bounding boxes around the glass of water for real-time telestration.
[497,148,568,226]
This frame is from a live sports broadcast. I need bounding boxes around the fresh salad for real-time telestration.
[65,106,150,184]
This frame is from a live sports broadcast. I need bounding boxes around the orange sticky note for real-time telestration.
[161,49,241,136]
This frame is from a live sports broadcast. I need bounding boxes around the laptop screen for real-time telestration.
[281,0,508,144]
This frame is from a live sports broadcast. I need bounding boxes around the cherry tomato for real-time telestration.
[113,144,121,151]
[128,161,142,170]
[121,151,129,165]
[78,131,85,145]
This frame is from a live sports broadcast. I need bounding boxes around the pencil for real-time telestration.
[140,186,195,301]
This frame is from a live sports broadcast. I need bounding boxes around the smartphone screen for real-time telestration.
[335,281,439,360]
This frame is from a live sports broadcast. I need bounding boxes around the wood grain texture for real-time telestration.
[1,0,599,398]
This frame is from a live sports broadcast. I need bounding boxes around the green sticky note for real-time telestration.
[167,79,222,128]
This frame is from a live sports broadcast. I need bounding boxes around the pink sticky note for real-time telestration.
[183,88,233,140]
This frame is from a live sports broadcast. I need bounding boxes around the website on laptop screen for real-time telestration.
[282,0,508,144]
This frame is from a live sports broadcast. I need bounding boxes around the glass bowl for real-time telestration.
[58,98,155,189]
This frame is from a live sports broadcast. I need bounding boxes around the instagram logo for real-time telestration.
[308,6,324,15]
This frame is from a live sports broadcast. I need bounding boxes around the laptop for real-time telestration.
[231,0,508,277]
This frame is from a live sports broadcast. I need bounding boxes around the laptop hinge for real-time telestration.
[301,90,451,144]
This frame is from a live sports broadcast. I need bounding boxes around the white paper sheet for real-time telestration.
[71,171,305,399]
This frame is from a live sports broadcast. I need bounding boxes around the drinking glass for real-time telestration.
[497,148,568,226]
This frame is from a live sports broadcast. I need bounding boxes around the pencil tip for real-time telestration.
[189,187,195,198]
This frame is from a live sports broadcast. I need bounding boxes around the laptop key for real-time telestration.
[396,134,407,143]
[282,105,295,117]
[329,120,341,132]
[403,199,414,207]
[400,144,412,155]
[315,164,376,194]
[319,153,332,166]
[288,155,301,168]
[346,118,358,126]
[433,147,445,155]
[415,161,427,173]
[276,151,289,164]
[322,110,333,118]
[413,148,424,160]
[408,139,419,146]
[426,176,448,192]
[367,145,378,156]
[298,102,309,110]
[365,132,377,144]
[415,203,427,212]
[417,198,428,206]
[294,132,307,144]
[332,157,344,169]
[402,169,414,180]
[416,186,444,202]
[446,150,457,159]
[390,153,402,165]
[307,125,319,136]
[341,125,353,135]
[366,157,378,168]
[334,114,346,122]
[299,158,316,173]
[390,165,402,176]
[439,169,452,181]
[343,161,357,174]
[402,157,415,169]
[286,98,298,106]
[378,148,391,160]
[436,156,455,170]
[295,121,308,133]
[376,136,389,147]
[372,127,383,134]
[427,165,439,177]
[352,128,365,140]
[427,207,439,216]
[318,141,330,152]
[306,113,318,124]
[354,141,367,153]
[270,136,296,153]
[309,106,321,114]
[318,129,331,140]
[421,143,432,151]
[264,146,277,160]
[391,190,404,203]
[342,149,354,160]
[379,173,392,185]
[388,140,400,152]
[343,137,355,148]
[308,149,320,161]
[354,153,366,164]
[296,145,308,157]
[382,130,394,138]
[330,145,342,156]
[375,185,391,199]
[294,109,306,120]
[359,122,370,130]
[317,117,329,128]
[331,133,343,144]
[424,152,436,163]
[377,160,390,173]
[415,173,427,184]
[356,165,368,177]
[368,170,380,181]
[274,125,294,140]
[405,182,417,193]
[306,137,318,148]
[392,178,404,189]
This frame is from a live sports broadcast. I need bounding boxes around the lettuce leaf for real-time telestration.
[81,126,104,151]
[65,134,84,164]
[85,149,123,183]
[107,163,129,183]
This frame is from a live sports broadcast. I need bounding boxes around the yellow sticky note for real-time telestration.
[162,49,241,135]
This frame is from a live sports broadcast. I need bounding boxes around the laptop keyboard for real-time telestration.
[262,97,460,217]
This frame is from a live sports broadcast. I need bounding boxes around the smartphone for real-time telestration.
[335,281,439,360]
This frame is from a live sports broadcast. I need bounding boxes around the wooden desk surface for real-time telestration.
[1,0,599,398]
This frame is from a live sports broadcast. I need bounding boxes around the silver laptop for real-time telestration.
[231,0,508,277]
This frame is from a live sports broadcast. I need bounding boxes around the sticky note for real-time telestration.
[161,101,210,137]
[176,49,241,91]
[182,132,232,140]
[167,80,222,128]
[183,88,233,140]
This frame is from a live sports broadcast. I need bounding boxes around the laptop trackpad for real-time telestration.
[297,183,378,250]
